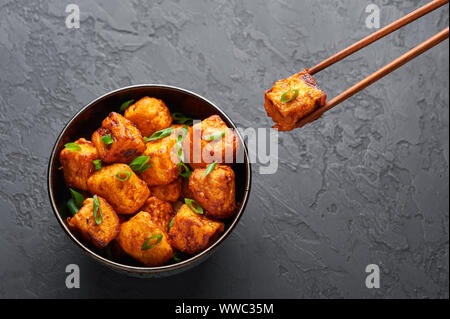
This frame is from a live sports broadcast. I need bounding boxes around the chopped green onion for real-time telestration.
[129,155,151,174]
[204,130,225,141]
[69,188,85,208]
[115,171,132,181]
[66,198,79,216]
[280,89,299,103]
[173,252,182,263]
[177,125,189,143]
[174,125,189,162]
[101,134,114,145]
[168,216,175,232]
[64,142,81,151]
[93,195,102,225]
[184,198,204,214]
[203,161,217,177]
[177,162,192,179]
[120,99,135,112]
[172,112,193,125]
[146,127,174,142]
[141,234,163,250]
[103,246,113,260]
[176,144,185,162]
[93,159,102,170]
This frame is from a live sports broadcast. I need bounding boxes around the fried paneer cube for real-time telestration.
[139,125,189,186]
[87,163,150,214]
[117,211,173,266]
[67,196,120,248]
[264,68,326,131]
[185,115,239,169]
[60,138,99,191]
[92,112,146,164]
[149,178,181,202]
[124,96,173,137]
[168,204,224,254]
[141,196,174,231]
[189,165,236,219]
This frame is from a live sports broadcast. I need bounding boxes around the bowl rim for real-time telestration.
[47,84,252,274]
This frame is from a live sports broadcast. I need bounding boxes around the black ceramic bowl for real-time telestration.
[47,84,251,277]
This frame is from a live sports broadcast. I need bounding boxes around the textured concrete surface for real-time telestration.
[0,0,448,298]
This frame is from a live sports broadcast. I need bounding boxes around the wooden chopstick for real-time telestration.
[308,0,449,75]
[297,27,449,128]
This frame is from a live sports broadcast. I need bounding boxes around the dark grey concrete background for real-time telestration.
[0,0,448,298]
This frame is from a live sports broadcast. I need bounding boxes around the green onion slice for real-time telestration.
[64,142,81,151]
[93,195,102,225]
[129,155,151,174]
[168,216,175,232]
[146,127,174,142]
[203,161,217,177]
[115,171,132,181]
[176,143,185,162]
[174,125,189,161]
[120,99,135,112]
[103,246,113,260]
[173,252,182,263]
[93,159,102,170]
[142,234,163,250]
[69,188,85,208]
[177,162,192,179]
[204,130,225,141]
[280,89,299,103]
[177,125,189,142]
[66,198,79,216]
[101,134,114,145]
[184,198,204,214]
[172,112,193,125]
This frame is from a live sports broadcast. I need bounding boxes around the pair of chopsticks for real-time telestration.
[297,0,449,128]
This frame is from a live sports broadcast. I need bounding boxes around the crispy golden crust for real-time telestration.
[185,115,239,169]
[189,165,236,219]
[139,125,189,186]
[264,69,326,131]
[117,211,173,266]
[92,112,146,164]
[87,163,150,214]
[141,196,174,231]
[67,197,120,248]
[59,138,99,191]
[149,178,182,202]
[124,97,173,137]
[168,204,224,254]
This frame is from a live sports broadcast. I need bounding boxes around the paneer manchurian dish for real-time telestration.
[60,96,240,266]
[264,68,326,131]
